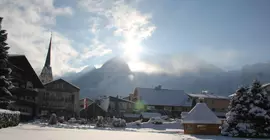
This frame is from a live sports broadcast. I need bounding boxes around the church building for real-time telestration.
[37,34,80,118]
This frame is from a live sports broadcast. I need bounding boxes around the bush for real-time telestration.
[48,113,57,125]
[58,116,65,123]
[112,118,126,128]
[135,120,142,127]
[96,116,104,127]
[0,109,20,129]
[68,117,76,124]
[148,117,163,125]
[78,118,87,124]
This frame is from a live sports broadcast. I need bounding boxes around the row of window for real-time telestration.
[12,81,33,89]
[43,93,74,102]
[13,95,35,102]
[41,102,74,109]
[8,106,32,114]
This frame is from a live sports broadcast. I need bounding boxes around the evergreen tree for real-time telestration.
[0,17,14,109]
[247,80,270,136]
[221,80,270,137]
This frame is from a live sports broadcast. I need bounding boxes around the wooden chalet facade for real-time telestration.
[6,55,44,121]
[37,78,80,119]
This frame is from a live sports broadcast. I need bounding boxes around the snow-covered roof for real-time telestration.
[140,112,161,119]
[182,103,221,124]
[181,112,189,119]
[262,83,270,88]
[228,93,236,97]
[0,109,20,114]
[109,96,135,104]
[188,93,229,99]
[136,87,192,106]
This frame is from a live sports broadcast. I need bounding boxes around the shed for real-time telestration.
[182,103,221,135]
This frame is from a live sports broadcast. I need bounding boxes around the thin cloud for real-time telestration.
[80,37,113,59]
[0,0,83,77]
[78,0,156,61]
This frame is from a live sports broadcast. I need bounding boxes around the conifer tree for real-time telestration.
[222,80,270,137]
[0,17,14,109]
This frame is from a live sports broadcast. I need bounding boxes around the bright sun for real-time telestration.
[123,40,143,61]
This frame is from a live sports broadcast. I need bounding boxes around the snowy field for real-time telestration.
[29,120,183,134]
[0,124,267,140]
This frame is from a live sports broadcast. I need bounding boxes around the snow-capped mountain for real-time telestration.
[68,57,270,99]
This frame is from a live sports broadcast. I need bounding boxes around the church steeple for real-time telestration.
[39,33,53,84]
[44,34,52,67]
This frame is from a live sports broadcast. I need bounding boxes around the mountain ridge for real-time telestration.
[66,57,270,99]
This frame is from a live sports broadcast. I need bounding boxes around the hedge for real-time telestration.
[0,109,20,129]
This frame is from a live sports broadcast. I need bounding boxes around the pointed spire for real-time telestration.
[44,33,52,67]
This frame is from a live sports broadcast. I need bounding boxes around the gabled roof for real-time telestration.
[136,87,192,106]
[109,96,135,103]
[8,54,44,88]
[44,78,80,90]
[80,102,107,112]
[188,93,229,100]
[182,103,221,124]
[262,83,270,89]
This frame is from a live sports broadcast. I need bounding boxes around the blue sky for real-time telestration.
[1,0,270,76]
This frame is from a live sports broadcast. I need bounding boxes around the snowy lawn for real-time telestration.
[0,124,267,140]
[30,119,183,134]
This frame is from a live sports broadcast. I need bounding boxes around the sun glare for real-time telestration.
[123,40,143,61]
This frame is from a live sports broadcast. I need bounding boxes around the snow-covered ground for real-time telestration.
[30,120,183,134]
[0,123,266,140]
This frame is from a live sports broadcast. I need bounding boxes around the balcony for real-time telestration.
[10,87,38,97]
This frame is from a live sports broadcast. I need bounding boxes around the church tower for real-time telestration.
[39,34,53,84]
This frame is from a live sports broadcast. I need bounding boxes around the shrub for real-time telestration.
[135,120,142,127]
[148,117,163,125]
[48,113,57,125]
[0,109,20,129]
[78,118,87,124]
[58,116,65,123]
[112,118,126,128]
[96,116,104,127]
[68,117,76,124]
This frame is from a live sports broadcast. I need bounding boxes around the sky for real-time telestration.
[1,0,270,76]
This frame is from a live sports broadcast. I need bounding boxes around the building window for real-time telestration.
[212,108,216,111]
[212,100,214,105]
